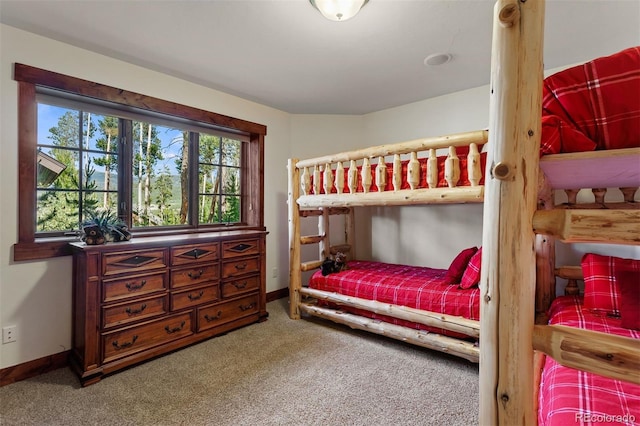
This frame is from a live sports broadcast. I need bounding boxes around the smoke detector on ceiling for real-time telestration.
[424,53,453,66]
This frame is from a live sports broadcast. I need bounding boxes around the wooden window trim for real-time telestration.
[13,63,266,261]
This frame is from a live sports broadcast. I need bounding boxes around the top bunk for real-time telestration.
[538,46,640,192]
[288,49,640,211]
[288,130,489,209]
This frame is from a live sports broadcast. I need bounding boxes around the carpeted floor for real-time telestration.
[0,299,479,425]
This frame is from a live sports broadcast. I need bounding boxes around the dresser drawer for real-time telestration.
[102,249,167,277]
[222,257,260,279]
[171,243,219,266]
[222,239,260,259]
[222,276,260,299]
[170,284,219,311]
[102,312,192,363]
[197,293,259,332]
[103,272,166,302]
[171,264,219,289]
[103,294,168,329]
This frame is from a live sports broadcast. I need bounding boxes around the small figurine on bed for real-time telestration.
[321,252,349,276]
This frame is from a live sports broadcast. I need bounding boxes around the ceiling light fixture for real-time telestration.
[310,0,369,22]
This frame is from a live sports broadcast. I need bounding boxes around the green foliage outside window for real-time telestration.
[36,102,243,236]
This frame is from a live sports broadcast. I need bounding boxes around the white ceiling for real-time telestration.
[1,0,638,115]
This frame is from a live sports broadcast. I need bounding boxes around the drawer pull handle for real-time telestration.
[239,303,255,312]
[188,269,204,279]
[125,280,147,291]
[165,321,186,334]
[113,335,138,350]
[235,263,248,270]
[188,291,204,301]
[125,304,147,315]
[233,281,248,289]
[204,311,223,322]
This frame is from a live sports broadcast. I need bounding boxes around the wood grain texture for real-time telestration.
[479,0,544,424]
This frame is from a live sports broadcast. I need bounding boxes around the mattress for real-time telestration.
[308,260,480,339]
[538,296,640,426]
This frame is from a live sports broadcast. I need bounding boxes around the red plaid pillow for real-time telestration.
[460,247,482,289]
[618,270,640,330]
[444,247,478,284]
[582,253,640,316]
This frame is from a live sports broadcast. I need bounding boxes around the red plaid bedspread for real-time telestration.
[541,47,640,155]
[308,260,480,339]
[538,296,640,425]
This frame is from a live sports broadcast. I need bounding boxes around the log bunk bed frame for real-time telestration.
[288,1,640,424]
[288,130,489,362]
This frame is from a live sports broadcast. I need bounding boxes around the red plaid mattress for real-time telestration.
[538,296,640,426]
[308,260,480,339]
[541,47,640,155]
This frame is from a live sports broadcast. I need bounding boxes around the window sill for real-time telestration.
[14,239,76,261]
[13,226,267,262]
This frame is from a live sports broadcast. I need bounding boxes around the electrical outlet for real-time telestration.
[272,267,278,278]
[2,325,17,344]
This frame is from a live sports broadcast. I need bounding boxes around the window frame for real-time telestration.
[14,63,266,261]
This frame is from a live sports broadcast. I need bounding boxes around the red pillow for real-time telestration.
[618,270,640,330]
[444,247,478,284]
[582,253,640,316]
[460,247,482,289]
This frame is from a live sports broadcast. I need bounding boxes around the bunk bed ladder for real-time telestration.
[288,158,355,319]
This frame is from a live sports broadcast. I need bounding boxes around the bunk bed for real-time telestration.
[480,1,639,425]
[288,130,490,362]
[288,1,639,424]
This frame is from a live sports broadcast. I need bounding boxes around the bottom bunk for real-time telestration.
[299,251,482,362]
[538,295,640,426]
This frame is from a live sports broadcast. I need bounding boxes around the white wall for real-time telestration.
[0,24,291,368]
[362,87,489,268]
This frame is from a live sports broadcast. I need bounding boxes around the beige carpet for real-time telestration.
[0,299,479,425]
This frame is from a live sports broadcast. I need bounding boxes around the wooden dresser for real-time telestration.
[69,230,267,386]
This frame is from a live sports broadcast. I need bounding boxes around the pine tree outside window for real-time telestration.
[14,64,266,261]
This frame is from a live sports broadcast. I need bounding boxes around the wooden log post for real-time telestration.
[346,207,356,260]
[427,149,438,189]
[592,187,607,204]
[408,152,420,190]
[376,156,387,192]
[393,154,402,191]
[335,162,345,194]
[319,208,330,261]
[445,146,460,188]
[288,159,302,319]
[323,163,334,195]
[564,189,579,206]
[348,160,358,194]
[468,143,482,186]
[620,187,638,203]
[361,158,372,193]
[536,172,556,323]
[301,166,310,196]
[312,165,320,195]
[480,1,545,425]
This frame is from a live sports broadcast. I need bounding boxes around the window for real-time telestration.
[15,64,266,261]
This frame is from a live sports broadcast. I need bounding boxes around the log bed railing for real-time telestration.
[293,130,489,208]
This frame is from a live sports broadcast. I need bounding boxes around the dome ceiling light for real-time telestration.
[310,0,369,22]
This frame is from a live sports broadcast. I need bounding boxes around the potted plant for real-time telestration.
[81,209,131,245]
